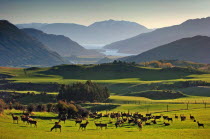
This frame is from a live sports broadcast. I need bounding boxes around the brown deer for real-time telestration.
[163,122,170,126]
[20,115,29,123]
[79,121,89,131]
[11,114,18,124]
[137,121,143,131]
[75,119,82,126]
[181,116,186,121]
[190,114,195,120]
[174,114,178,119]
[94,122,101,129]
[145,122,151,125]
[99,123,107,130]
[167,118,173,122]
[51,121,62,132]
[27,118,37,127]
[59,115,67,124]
[115,121,121,128]
[197,122,204,128]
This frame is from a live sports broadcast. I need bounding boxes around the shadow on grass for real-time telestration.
[30,116,58,120]
[65,126,73,127]
[81,104,120,112]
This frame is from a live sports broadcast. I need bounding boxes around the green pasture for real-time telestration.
[1,107,210,139]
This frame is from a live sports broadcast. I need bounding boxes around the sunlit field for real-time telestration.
[1,107,210,139]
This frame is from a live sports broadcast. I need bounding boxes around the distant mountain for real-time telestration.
[17,19,151,45]
[16,23,47,29]
[104,17,210,54]
[0,20,68,67]
[120,36,210,64]
[22,28,103,57]
[95,57,114,64]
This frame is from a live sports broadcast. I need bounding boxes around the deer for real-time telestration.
[137,121,143,131]
[59,115,67,124]
[151,119,157,124]
[181,116,186,121]
[79,121,89,131]
[163,122,170,126]
[145,122,151,125]
[27,118,37,127]
[20,115,29,124]
[99,123,107,130]
[146,113,152,117]
[11,114,18,124]
[197,121,204,128]
[95,122,101,129]
[163,116,168,120]
[167,118,173,122]
[190,114,195,120]
[174,114,178,119]
[75,119,82,126]
[51,121,61,132]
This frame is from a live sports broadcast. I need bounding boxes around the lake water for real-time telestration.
[82,44,134,56]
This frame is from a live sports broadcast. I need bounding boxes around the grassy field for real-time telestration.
[1,64,210,138]
[1,107,210,139]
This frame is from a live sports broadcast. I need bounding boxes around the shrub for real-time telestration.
[56,100,78,118]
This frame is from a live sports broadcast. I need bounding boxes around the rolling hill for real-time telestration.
[0,20,68,67]
[22,28,103,57]
[17,19,151,45]
[120,36,210,64]
[104,17,210,54]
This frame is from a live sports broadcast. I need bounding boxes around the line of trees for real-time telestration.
[57,80,110,102]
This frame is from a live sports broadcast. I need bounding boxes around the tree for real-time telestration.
[27,104,36,113]
[57,81,110,102]
[0,99,6,114]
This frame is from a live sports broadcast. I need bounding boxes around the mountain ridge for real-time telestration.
[119,35,210,64]
[104,17,210,54]
[22,28,103,57]
[0,20,69,67]
[16,19,151,45]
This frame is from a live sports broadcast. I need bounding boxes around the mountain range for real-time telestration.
[120,36,210,64]
[0,20,68,67]
[22,28,103,57]
[104,17,210,54]
[16,20,151,45]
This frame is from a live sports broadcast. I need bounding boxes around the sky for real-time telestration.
[0,0,210,28]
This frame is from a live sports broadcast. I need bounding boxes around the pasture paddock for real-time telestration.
[0,107,210,139]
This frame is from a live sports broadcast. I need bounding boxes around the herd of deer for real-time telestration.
[11,112,204,132]
[11,113,37,127]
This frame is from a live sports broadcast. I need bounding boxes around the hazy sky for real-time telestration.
[0,0,210,28]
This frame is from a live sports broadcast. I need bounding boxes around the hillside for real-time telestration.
[22,28,103,57]
[120,36,210,64]
[104,17,210,54]
[95,57,114,64]
[17,19,151,45]
[0,20,68,67]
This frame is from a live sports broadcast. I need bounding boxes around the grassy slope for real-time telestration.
[1,64,210,97]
